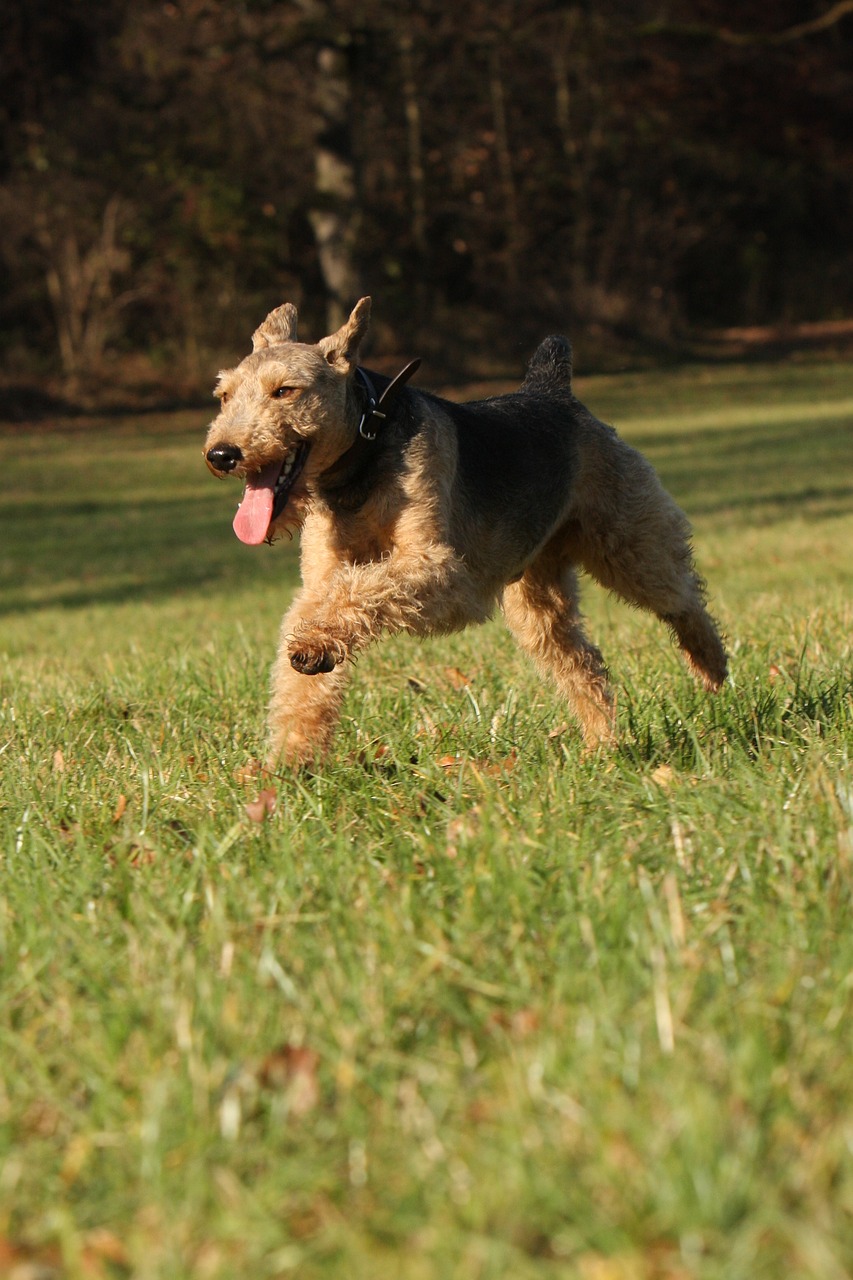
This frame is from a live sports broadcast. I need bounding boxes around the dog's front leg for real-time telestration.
[268,590,352,768]
[287,544,473,672]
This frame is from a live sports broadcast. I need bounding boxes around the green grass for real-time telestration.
[1,360,852,1279]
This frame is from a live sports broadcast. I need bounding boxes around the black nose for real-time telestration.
[206,444,243,473]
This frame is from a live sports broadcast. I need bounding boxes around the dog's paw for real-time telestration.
[290,647,336,675]
[288,633,346,675]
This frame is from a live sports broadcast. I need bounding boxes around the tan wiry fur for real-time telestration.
[204,298,727,767]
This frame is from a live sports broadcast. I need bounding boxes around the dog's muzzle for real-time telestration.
[206,444,243,475]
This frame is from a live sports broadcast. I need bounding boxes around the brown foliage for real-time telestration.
[1,1,851,386]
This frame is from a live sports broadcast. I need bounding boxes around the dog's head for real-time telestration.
[204,297,371,544]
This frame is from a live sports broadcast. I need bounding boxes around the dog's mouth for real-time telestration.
[232,442,310,545]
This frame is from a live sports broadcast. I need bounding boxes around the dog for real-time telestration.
[204,297,727,767]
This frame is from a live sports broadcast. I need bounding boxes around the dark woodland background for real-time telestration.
[2,0,852,400]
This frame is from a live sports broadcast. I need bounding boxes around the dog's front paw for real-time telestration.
[290,646,336,675]
[288,632,346,675]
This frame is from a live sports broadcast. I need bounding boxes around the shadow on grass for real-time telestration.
[0,492,299,616]
[627,415,853,521]
[2,402,851,620]
[690,486,853,523]
[0,383,213,426]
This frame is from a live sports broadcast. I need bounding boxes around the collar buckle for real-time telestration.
[355,360,421,443]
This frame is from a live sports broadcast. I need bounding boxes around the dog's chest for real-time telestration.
[325,508,396,566]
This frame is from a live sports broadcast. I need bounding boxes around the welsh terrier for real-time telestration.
[204,298,727,766]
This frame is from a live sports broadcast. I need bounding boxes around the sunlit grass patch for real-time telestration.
[1,360,852,1278]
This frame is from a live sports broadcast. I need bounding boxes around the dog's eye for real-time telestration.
[272,386,297,399]
[219,391,230,405]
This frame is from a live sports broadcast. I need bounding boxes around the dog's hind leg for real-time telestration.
[501,559,615,746]
[574,491,728,692]
[664,594,728,692]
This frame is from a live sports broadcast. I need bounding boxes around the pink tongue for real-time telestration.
[232,460,282,545]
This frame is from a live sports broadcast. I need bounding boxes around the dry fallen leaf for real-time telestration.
[61,1133,92,1184]
[467,1096,496,1124]
[128,842,157,868]
[479,750,518,779]
[112,793,127,824]
[245,788,277,822]
[355,741,392,766]
[52,748,66,773]
[444,665,472,689]
[257,1043,320,1116]
[22,1097,62,1137]
[489,1007,540,1039]
[0,1236,62,1279]
[234,758,262,784]
[446,806,482,858]
[83,1228,130,1268]
[651,764,675,789]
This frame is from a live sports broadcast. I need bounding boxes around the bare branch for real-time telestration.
[640,1,853,46]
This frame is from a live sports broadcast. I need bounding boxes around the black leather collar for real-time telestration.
[355,358,422,441]
[317,357,422,505]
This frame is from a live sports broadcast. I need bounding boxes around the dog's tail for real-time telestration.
[521,335,573,394]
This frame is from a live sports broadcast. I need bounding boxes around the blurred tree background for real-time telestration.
[1,0,852,395]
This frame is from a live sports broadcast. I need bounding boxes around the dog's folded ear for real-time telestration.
[252,302,299,351]
[318,297,371,370]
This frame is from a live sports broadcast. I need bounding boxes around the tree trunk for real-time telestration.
[488,41,523,292]
[399,31,427,259]
[552,11,605,296]
[307,42,363,333]
[37,195,132,381]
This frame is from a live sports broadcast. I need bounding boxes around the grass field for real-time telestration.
[1,359,852,1279]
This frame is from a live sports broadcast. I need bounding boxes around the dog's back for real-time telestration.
[405,336,580,582]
